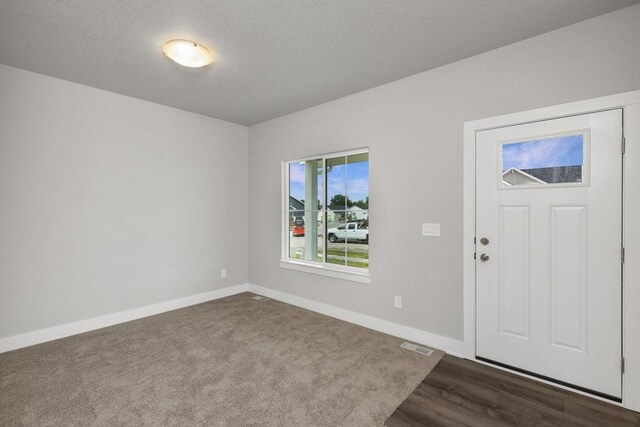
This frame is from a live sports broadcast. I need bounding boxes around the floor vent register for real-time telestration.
[400,342,434,356]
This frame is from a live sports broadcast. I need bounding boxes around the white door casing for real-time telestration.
[475,110,622,399]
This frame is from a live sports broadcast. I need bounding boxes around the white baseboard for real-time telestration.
[1,282,464,358]
[0,283,249,353]
[248,283,465,357]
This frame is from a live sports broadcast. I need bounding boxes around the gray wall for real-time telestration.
[0,64,248,338]
[2,5,639,343]
[248,5,640,340]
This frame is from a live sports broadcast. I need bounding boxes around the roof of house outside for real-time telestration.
[502,168,546,185]
[521,165,582,183]
[289,196,304,211]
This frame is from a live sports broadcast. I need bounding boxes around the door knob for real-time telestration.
[480,253,490,262]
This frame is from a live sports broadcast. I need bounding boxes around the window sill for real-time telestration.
[279,260,370,284]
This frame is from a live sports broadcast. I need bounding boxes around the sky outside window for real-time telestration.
[289,161,323,207]
[290,158,369,204]
[502,134,583,171]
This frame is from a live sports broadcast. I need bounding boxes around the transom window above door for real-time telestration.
[499,132,589,189]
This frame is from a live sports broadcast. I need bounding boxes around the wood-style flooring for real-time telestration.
[386,355,640,426]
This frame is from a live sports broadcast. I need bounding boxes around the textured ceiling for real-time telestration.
[0,0,637,125]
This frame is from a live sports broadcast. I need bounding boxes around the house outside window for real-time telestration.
[282,148,369,283]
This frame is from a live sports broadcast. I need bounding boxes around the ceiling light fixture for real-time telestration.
[162,39,214,68]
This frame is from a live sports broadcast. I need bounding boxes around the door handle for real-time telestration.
[480,253,490,262]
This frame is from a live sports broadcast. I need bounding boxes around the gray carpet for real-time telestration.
[0,292,443,426]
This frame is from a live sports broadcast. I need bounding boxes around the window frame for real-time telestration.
[280,147,370,284]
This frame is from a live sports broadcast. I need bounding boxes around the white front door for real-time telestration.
[475,109,623,399]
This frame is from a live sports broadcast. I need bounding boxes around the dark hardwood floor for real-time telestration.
[386,355,640,426]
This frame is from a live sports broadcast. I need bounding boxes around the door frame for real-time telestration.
[463,89,640,412]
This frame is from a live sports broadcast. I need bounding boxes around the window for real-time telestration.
[500,132,588,188]
[282,148,369,282]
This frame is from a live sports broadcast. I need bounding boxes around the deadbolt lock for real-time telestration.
[480,237,489,245]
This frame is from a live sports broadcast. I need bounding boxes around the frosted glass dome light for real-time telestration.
[162,39,214,68]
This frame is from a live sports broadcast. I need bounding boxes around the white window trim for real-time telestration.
[281,147,370,284]
[279,259,370,284]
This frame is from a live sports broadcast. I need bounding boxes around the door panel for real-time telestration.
[476,109,622,399]
[499,206,530,339]
[550,205,587,352]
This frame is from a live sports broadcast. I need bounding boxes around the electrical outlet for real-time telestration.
[394,296,402,309]
[220,268,227,278]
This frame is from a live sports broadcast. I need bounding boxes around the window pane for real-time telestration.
[289,159,323,209]
[346,212,368,269]
[289,159,323,262]
[289,211,323,262]
[326,212,347,266]
[325,153,369,269]
[347,152,369,215]
[502,134,584,186]
[326,156,347,210]
[325,214,368,269]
